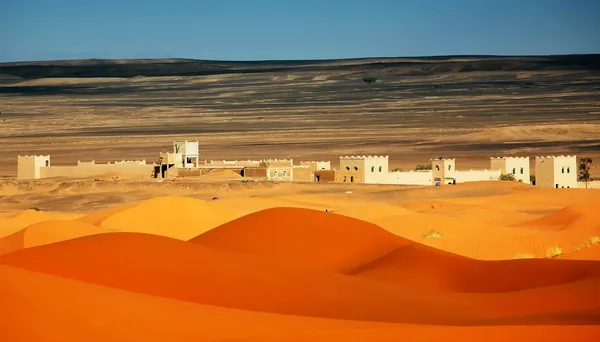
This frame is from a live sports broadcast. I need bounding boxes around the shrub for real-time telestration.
[545,246,563,258]
[415,163,432,171]
[391,168,403,172]
[499,173,517,181]
[362,76,377,84]
[422,230,443,239]
[573,236,600,252]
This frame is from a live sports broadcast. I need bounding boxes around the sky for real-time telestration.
[1,0,599,62]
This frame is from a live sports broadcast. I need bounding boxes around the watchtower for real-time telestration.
[431,156,456,185]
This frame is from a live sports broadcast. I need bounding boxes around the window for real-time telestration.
[520,167,524,174]
[379,166,382,172]
[45,160,49,167]
[371,166,375,172]
[282,170,287,176]
[346,166,350,171]
[567,167,570,173]
[555,184,559,188]
[512,168,516,175]
[561,167,565,173]
[343,176,347,182]
[436,165,440,171]
[273,170,278,177]
[350,176,354,183]
[354,166,358,171]
[448,165,451,171]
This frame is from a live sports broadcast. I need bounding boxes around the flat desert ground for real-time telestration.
[1,56,600,341]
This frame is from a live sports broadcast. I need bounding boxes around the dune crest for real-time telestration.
[189,207,402,272]
[97,196,239,239]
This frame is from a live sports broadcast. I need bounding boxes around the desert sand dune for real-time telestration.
[2,224,600,326]
[348,243,600,293]
[96,196,239,239]
[514,203,600,231]
[188,207,403,272]
[0,209,83,238]
[3,265,599,342]
[562,244,600,261]
[0,219,110,256]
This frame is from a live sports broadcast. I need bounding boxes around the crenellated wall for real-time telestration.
[535,155,577,188]
[39,160,153,179]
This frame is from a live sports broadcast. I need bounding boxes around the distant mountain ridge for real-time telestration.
[1,54,599,79]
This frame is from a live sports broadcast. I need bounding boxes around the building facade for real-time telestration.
[535,155,577,188]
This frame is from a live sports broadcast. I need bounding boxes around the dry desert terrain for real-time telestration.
[1,55,600,341]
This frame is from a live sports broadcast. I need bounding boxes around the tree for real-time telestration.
[578,157,593,188]
[362,76,377,84]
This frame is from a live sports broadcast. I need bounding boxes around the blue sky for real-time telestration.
[1,0,599,62]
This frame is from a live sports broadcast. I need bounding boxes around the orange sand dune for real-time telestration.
[97,196,239,239]
[0,219,110,256]
[399,199,540,225]
[3,265,599,342]
[370,212,600,260]
[348,243,600,292]
[76,202,139,225]
[0,209,83,238]
[514,203,600,231]
[189,207,402,272]
[562,244,600,261]
[2,229,600,325]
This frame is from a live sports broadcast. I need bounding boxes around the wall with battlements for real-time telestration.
[36,159,153,179]
[17,155,50,179]
[535,155,577,188]
[490,156,530,184]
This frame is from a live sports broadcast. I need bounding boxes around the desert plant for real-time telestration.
[499,173,517,181]
[573,236,600,252]
[362,76,377,84]
[578,157,593,188]
[391,167,404,172]
[545,246,563,259]
[514,253,535,259]
[415,163,432,171]
[422,230,443,239]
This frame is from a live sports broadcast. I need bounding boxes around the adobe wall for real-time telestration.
[491,157,530,184]
[243,167,268,178]
[363,156,389,184]
[535,156,577,188]
[177,168,202,177]
[314,170,335,182]
[17,155,50,179]
[268,166,293,181]
[431,158,456,185]
[387,171,432,185]
[292,166,312,182]
[455,169,502,183]
[39,163,154,179]
[300,161,331,172]
[208,160,262,167]
[335,168,364,183]
[553,156,577,188]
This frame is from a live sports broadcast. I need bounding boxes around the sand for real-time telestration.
[1,181,600,341]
